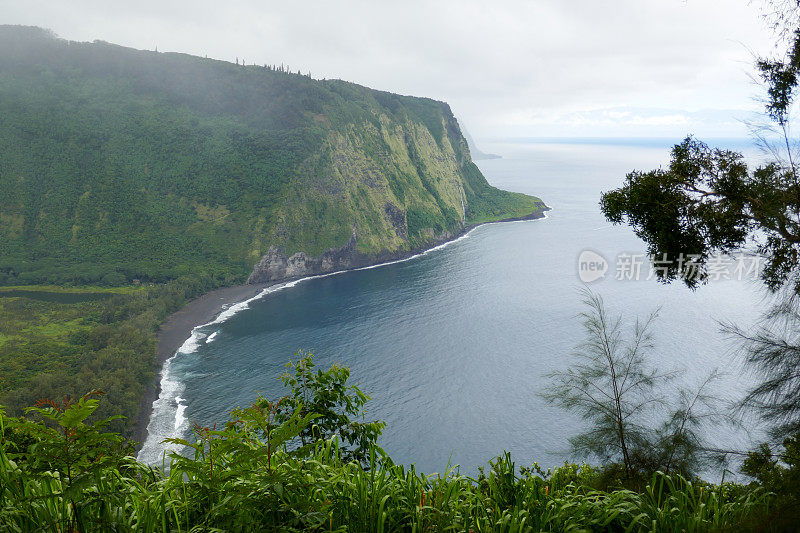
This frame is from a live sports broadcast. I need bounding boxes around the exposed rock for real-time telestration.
[384,202,407,239]
[247,235,357,283]
[247,208,548,284]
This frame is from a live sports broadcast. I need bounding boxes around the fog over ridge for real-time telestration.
[0,0,779,138]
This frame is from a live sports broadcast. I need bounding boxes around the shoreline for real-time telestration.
[134,207,549,450]
[133,283,273,445]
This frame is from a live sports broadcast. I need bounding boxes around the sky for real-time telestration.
[0,0,786,139]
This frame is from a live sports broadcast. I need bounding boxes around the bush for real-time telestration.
[0,373,772,532]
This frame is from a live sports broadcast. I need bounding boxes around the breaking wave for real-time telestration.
[136,216,548,464]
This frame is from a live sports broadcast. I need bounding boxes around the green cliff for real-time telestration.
[0,26,546,287]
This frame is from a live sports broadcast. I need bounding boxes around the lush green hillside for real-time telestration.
[0,25,546,438]
[0,25,546,287]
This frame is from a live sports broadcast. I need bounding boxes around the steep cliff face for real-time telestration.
[247,108,547,283]
[0,26,546,286]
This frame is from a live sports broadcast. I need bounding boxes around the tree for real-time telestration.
[276,351,385,465]
[4,391,131,532]
[601,136,788,290]
[726,296,800,440]
[542,290,725,483]
[542,291,664,480]
[599,1,800,445]
[741,432,800,529]
[600,13,800,292]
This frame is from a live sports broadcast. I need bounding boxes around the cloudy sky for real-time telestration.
[0,0,784,139]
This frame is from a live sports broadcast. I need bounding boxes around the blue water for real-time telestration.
[140,139,769,477]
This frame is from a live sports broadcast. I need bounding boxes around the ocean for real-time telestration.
[139,138,770,478]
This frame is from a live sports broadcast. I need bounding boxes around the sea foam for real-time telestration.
[136,215,549,464]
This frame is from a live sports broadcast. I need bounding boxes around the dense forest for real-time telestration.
[0,25,545,437]
[0,277,216,437]
[0,25,544,287]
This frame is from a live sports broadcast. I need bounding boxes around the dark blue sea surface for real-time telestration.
[140,139,768,477]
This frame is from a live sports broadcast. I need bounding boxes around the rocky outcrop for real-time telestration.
[247,235,359,283]
[247,208,548,284]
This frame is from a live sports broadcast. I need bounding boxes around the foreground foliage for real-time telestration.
[0,393,773,532]
[742,432,800,530]
[543,290,731,487]
[276,353,386,466]
[596,5,800,528]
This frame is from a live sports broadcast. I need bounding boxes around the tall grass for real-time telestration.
[1,413,770,532]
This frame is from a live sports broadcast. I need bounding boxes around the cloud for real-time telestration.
[500,106,761,138]
[0,0,779,137]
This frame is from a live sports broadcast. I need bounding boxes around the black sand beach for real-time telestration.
[133,209,550,449]
[133,283,270,447]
